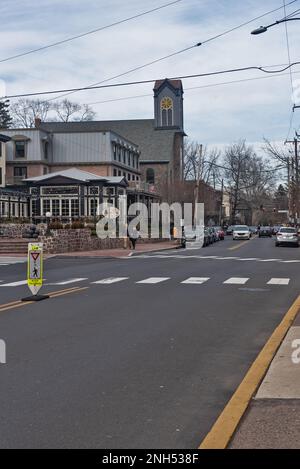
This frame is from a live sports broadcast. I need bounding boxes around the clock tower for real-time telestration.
[153,79,184,131]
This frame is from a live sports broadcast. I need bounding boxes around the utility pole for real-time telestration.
[286,137,299,225]
[193,144,202,227]
[219,179,224,226]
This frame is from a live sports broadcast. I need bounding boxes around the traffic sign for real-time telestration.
[27,243,43,296]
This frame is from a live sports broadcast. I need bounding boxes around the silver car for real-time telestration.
[232,225,251,240]
[275,227,299,247]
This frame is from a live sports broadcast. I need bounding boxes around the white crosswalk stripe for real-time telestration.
[0,280,28,287]
[136,277,170,284]
[181,277,210,284]
[92,277,129,284]
[223,277,249,285]
[47,278,88,285]
[0,257,26,266]
[267,278,290,285]
[0,276,293,287]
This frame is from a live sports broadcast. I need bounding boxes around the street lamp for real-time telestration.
[251,17,300,35]
[45,211,52,236]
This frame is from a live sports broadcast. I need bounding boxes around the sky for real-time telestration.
[1,0,300,154]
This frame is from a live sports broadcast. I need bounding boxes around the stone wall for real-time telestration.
[1,224,168,253]
[39,229,123,253]
[0,223,46,238]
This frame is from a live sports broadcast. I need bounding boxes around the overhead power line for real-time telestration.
[3,61,300,100]
[44,0,300,102]
[0,0,184,64]
[86,69,300,106]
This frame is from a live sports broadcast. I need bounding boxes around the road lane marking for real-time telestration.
[47,278,88,285]
[136,277,170,284]
[92,277,129,284]
[181,277,210,284]
[259,258,281,262]
[267,278,290,285]
[0,286,88,313]
[199,294,300,449]
[0,280,28,287]
[228,240,250,251]
[223,277,249,285]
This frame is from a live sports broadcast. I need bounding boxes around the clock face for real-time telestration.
[160,96,173,110]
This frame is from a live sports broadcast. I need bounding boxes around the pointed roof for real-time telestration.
[153,79,183,92]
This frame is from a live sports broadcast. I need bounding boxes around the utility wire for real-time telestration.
[87,68,300,106]
[3,62,300,99]
[44,0,300,102]
[0,0,184,64]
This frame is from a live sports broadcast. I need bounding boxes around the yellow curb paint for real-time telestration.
[199,294,300,449]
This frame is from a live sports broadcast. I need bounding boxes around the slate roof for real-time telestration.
[153,79,183,91]
[41,120,183,163]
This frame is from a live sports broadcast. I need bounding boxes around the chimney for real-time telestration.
[35,117,41,128]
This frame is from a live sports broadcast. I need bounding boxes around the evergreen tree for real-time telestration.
[0,99,12,129]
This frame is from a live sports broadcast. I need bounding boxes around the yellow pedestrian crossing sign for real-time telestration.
[27,243,43,296]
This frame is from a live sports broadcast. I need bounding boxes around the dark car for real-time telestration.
[258,226,273,237]
[249,226,258,235]
[226,225,234,235]
[204,228,211,247]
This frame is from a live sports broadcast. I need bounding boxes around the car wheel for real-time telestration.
[275,242,279,247]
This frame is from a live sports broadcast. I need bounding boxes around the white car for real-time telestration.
[275,227,299,247]
[232,225,251,240]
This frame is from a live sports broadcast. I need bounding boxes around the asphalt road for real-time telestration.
[0,235,299,448]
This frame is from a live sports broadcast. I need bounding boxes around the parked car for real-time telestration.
[204,228,211,247]
[206,227,215,244]
[215,226,225,240]
[184,226,207,247]
[232,225,251,240]
[226,225,234,235]
[258,226,273,237]
[275,227,299,247]
[211,227,220,241]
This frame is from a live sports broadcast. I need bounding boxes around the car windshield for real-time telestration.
[279,228,297,233]
[234,226,248,231]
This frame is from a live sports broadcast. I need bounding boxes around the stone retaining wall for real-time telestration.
[39,229,167,254]
[39,229,123,253]
[0,223,46,238]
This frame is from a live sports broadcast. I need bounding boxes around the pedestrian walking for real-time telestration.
[129,227,140,250]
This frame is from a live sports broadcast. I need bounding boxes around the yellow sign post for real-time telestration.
[22,242,49,302]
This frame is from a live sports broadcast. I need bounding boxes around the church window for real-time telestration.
[160,96,173,126]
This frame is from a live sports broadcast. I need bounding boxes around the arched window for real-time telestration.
[146,168,155,184]
[160,96,173,126]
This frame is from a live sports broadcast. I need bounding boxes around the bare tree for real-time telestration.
[10,98,96,127]
[184,140,221,184]
[223,140,277,224]
[10,99,51,127]
[52,99,96,122]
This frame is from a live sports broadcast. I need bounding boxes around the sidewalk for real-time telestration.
[53,240,178,258]
[230,303,300,448]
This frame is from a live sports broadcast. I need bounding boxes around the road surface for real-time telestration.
[0,236,299,448]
